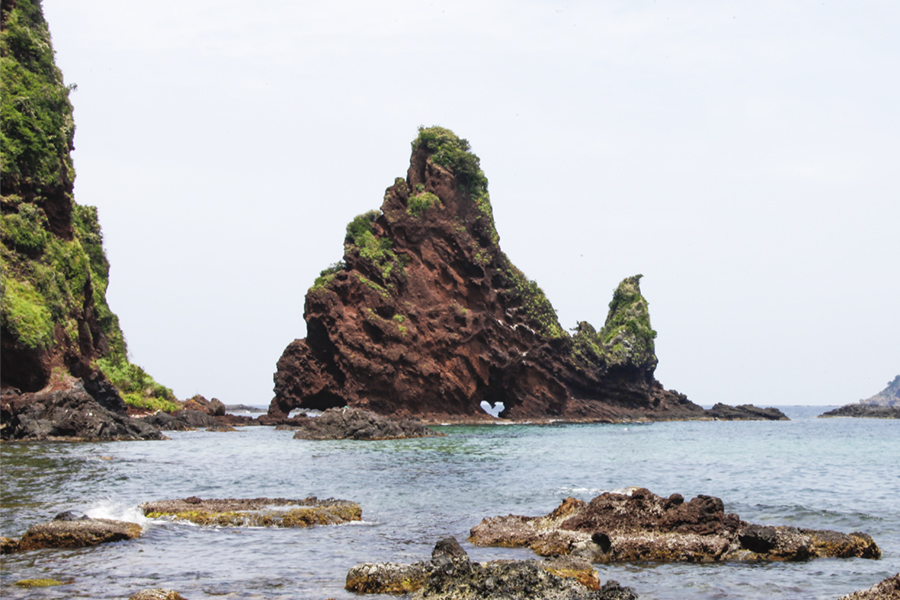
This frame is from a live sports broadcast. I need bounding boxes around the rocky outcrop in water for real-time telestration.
[838,574,900,600]
[291,407,443,440]
[704,404,789,421]
[469,488,880,563]
[1,373,163,441]
[270,127,703,423]
[820,375,900,419]
[3,512,142,552]
[139,496,362,527]
[820,405,900,419]
[346,537,637,599]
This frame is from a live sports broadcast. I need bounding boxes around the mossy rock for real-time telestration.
[15,578,67,588]
[140,497,362,528]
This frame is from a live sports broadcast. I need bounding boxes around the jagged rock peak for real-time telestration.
[271,127,701,423]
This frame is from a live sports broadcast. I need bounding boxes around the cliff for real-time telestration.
[0,0,172,413]
[861,375,900,407]
[270,126,703,422]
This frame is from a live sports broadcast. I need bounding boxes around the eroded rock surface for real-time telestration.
[470,488,880,563]
[346,537,636,599]
[270,127,704,423]
[839,574,900,600]
[291,407,443,440]
[139,496,361,527]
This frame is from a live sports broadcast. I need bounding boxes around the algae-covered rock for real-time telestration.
[15,578,67,588]
[17,515,142,551]
[346,537,627,599]
[139,496,362,527]
[470,487,880,564]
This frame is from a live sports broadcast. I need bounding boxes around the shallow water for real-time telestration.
[1,406,898,599]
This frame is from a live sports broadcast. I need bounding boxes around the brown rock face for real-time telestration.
[270,127,703,423]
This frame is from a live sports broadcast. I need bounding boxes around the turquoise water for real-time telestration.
[1,407,898,599]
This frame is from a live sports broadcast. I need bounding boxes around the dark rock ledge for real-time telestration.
[346,536,638,599]
[704,403,789,421]
[290,407,444,440]
[139,496,362,527]
[1,511,142,553]
[469,488,880,563]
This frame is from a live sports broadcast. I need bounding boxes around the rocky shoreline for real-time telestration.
[469,487,880,564]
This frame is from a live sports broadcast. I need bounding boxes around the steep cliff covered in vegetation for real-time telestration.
[271,126,702,422]
[1,0,172,410]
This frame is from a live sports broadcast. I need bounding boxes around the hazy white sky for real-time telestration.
[42,0,898,407]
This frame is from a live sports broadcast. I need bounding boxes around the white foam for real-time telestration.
[84,499,149,527]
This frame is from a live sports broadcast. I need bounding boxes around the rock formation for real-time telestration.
[3,511,142,552]
[1,373,163,441]
[704,403,789,421]
[1,0,173,428]
[139,496,362,527]
[291,407,443,440]
[820,375,900,419]
[839,574,900,600]
[270,127,703,423]
[346,536,638,600]
[469,487,880,563]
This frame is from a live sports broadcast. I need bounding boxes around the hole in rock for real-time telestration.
[480,401,505,418]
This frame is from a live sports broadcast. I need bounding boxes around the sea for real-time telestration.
[1,405,898,600]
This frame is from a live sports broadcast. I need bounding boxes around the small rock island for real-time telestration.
[270,127,705,423]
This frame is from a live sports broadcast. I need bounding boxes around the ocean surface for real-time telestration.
[1,405,898,599]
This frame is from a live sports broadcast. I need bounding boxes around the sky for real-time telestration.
[41,0,899,408]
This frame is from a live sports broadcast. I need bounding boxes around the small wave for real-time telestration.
[84,499,149,527]
[555,486,639,497]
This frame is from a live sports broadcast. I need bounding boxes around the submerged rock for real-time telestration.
[270,127,704,424]
[128,589,188,600]
[346,537,636,599]
[705,403,789,421]
[291,407,443,440]
[139,496,361,527]
[12,514,142,551]
[469,488,880,563]
[839,574,900,600]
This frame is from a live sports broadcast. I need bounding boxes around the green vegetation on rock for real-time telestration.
[503,260,567,340]
[407,191,440,217]
[1,0,75,198]
[1,1,172,408]
[344,210,406,283]
[570,276,658,369]
[413,126,499,245]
